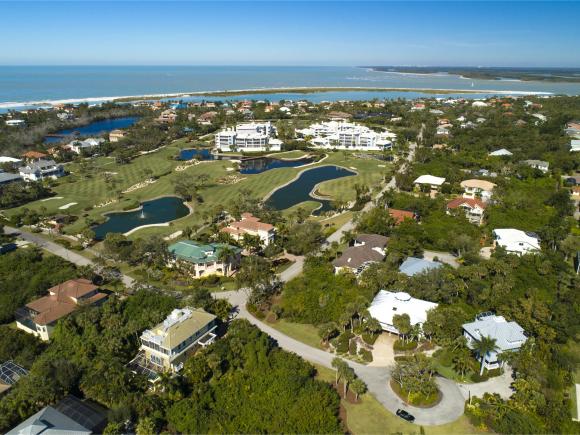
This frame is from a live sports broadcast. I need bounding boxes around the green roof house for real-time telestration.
[168,240,241,278]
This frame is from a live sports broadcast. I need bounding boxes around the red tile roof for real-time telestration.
[388,209,415,225]
[26,279,107,326]
[446,197,486,210]
[22,151,48,159]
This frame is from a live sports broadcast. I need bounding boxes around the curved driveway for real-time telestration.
[214,289,466,426]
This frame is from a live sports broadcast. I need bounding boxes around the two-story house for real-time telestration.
[220,213,275,246]
[168,240,242,278]
[463,314,527,373]
[446,197,487,225]
[15,279,108,341]
[460,179,496,203]
[19,159,65,181]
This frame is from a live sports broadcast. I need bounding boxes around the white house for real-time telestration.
[19,159,65,181]
[521,159,549,173]
[67,138,105,154]
[447,197,487,225]
[492,229,540,255]
[0,156,23,167]
[414,175,445,197]
[532,113,547,123]
[489,148,513,157]
[215,122,282,152]
[368,290,438,334]
[571,140,580,152]
[460,179,496,203]
[463,314,527,372]
[296,121,395,151]
[472,101,489,108]
[5,119,25,127]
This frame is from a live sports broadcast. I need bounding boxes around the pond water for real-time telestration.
[239,156,315,174]
[93,196,189,240]
[266,165,355,215]
[44,116,140,143]
[178,148,219,161]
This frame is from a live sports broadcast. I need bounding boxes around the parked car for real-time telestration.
[0,243,17,255]
[396,409,415,423]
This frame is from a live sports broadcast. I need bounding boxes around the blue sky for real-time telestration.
[1,1,579,66]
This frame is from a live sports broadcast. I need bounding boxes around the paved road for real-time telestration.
[215,289,466,426]
[3,226,135,288]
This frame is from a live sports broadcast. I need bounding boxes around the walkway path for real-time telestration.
[3,226,135,288]
[214,289,465,426]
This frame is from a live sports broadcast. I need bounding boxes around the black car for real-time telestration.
[396,409,415,423]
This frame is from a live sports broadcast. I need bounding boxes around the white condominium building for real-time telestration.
[215,122,282,152]
[296,121,395,151]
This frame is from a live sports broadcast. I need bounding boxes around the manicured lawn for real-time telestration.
[267,319,322,349]
[314,210,354,230]
[270,150,310,159]
[312,364,483,435]
[5,150,389,240]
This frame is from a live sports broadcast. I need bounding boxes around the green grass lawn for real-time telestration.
[5,149,389,240]
[314,210,354,230]
[270,150,310,159]
[266,319,322,349]
[312,364,483,435]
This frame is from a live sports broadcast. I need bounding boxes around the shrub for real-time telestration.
[334,332,353,354]
[246,303,265,320]
[359,348,373,362]
[349,339,357,355]
[362,333,378,345]
[470,372,489,383]
[393,339,418,352]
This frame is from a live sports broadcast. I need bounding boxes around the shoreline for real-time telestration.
[0,85,554,110]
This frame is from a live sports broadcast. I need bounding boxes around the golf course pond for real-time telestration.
[178,148,316,174]
[93,196,189,240]
[266,165,355,215]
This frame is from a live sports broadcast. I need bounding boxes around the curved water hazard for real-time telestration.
[265,165,355,215]
[93,196,190,240]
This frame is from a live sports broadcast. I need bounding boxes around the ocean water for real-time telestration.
[1,66,580,111]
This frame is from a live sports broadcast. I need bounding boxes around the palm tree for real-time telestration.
[217,246,236,275]
[350,378,367,402]
[473,335,499,375]
[341,230,355,246]
[342,366,356,397]
[319,322,338,345]
[331,357,346,385]
[452,349,472,380]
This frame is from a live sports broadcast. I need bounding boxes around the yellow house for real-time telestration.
[129,307,217,381]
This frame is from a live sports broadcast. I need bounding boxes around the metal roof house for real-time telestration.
[368,290,438,334]
[6,395,107,435]
[463,314,527,371]
[168,240,242,278]
[489,148,513,157]
[399,257,443,277]
[492,229,540,256]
